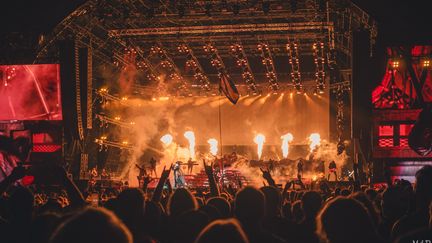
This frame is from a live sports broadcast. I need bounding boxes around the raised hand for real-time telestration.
[260,167,276,187]
[203,159,213,176]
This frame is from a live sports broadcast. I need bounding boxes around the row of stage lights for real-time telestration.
[115,41,327,95]
[389,58,431,70]
[98,86,326,106]
[95,131,321,161]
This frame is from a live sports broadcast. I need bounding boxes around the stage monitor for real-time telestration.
[0,64,62,120]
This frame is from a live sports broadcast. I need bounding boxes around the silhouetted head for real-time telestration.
[30,213,61,243]
[167,188,198,217]
[173,210,209,243]
[200,204,221,221]
[292,200,303,223]
[365,188,378,202]
[316,197,378,243]
[301,191,322,220]
[282,202,292,220]
[207,197,231,218]
[260,186,282,218]
[415,165,432,207]
[381,186,409,221]
[115,188,145,217]
[349,192,380,227]
[234,187,265,224]
[340,189,351,196]
[50,207,132,243]
[9,186,34,223]
[195,218,249,243]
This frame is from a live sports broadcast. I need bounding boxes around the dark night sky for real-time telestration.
[0,0,430,45]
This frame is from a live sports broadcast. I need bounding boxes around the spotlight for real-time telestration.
[422,59,430,68]
[390,59,400,69]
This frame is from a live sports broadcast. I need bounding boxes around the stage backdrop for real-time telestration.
[122,91,330,148]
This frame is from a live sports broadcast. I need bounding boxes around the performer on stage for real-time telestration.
[149,157,157,177]
[187,158,195,175]
[328,160,338,181]
[173,161,186,188]
[101,168,109,180]
[297,159,303,181]
[135,163,147,187]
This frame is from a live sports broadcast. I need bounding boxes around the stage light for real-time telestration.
[114,116,121,121]
[99,88,108,93]
[313,90,317,96]
[130,121,135,125]
[151,97,157,101]
[122,141,129,145]
[121,96,128,101]
[422,59,430,68]
[390,59,400,69]
[100,136,107,140]
[159,96,170,101]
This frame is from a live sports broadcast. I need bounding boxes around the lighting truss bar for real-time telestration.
[258,42,279,91]
[313,41,326,92]
[287,40,302,92]
[229,42,258,92]
[95,139,134,151]
[178,43,211,92]
[203,42,233,90]
[96,114,135,129]
[150,43,188,93]
[109,22,334,37]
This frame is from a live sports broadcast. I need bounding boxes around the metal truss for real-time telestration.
[258,42,279,91]
[313,41,326,93]
[229,42,258,93]
[177,42,211,92]
[287,40,303,93]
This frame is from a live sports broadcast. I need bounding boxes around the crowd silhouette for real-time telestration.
[1,156,432,243]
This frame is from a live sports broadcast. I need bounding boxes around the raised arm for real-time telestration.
[152,164,172,202]
[203,159,220,197]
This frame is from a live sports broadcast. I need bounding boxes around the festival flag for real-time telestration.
[219,73,239,104]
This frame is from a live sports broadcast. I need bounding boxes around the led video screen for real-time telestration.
[0,64,62,120]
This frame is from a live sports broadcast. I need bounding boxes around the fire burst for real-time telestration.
[160,134,173,146]
[309,133,321,152]
[253,134,266,160]
[281,133,294,158]
[184,131,196,160]
[207,138,218,156]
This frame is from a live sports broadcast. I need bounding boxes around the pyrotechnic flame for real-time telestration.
[281,133,294,158]
[184,131,196,160]
[253,134,266,160]
[207,138,218,156]
[160,134,173,146]
[312,175,318,181]
[309,133,321,152]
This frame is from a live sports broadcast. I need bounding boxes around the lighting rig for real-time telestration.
[178,43,211,92]
[96,114,135,129]
[229,42,258,93]
[150,43,188,94]
[203,42,233,92]
[313,41,326,94]
[258,42,279,92]
[287,41,302,94]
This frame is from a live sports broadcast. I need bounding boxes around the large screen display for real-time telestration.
[0,64,62,120]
